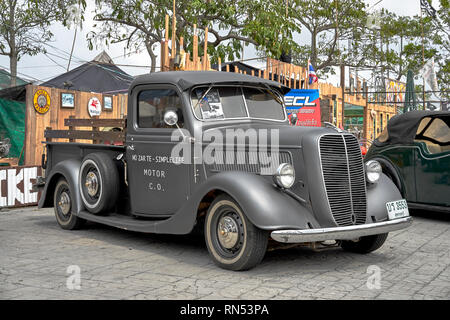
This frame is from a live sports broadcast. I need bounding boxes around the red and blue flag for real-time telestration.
[308,60,318,85]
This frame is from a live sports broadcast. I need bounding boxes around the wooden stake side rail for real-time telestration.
[64,118,127,128]
[44,130,125,142]
[45,116,126,144]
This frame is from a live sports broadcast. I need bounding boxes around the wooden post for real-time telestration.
[164,14,170,71]
[234,66,238,73]
[193,24,198,70]
[203,27,208,70]
[171,0,176,59]
[218,57,221,71]
[165,15,169,44]
[226,64,230,72]
[45,127,52,142]
[185,52,190,70]
[92,115,99,144]
[68,115,75,143]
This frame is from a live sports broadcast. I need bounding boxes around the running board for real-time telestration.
[76,210,169,233]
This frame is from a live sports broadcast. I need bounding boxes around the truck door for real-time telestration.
[126,85,191,216]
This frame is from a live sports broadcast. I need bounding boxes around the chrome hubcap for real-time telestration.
[58,191,71,215]
[85,171,99,197]
[217,216,239,249]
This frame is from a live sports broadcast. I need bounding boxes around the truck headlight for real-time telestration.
[273,163,295,189]
[365,160,382,184]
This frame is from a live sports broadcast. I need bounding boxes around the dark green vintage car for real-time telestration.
[366,111,450,213]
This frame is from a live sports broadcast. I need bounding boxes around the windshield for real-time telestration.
[191,86,286,121]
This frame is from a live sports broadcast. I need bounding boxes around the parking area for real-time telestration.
[0,206,449,300]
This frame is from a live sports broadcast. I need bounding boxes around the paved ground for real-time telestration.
[0,206,449,300]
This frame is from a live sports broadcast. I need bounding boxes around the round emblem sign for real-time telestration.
[33,89,50,114]
[88,97,102,117]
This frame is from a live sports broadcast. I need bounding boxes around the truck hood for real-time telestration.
[200,122,338,148]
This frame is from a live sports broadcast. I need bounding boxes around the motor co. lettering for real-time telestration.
[143,169,166,178]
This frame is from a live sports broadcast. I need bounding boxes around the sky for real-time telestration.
[0,0,440,87]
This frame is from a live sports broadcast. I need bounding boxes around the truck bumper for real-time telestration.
[270,216,412,243]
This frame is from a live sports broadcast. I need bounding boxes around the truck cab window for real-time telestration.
[137,89,184,128]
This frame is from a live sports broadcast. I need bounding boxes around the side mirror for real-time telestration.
[290,113,298,125]
[163,110,178,126]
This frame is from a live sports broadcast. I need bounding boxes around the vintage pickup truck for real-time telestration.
[38,71,412,270]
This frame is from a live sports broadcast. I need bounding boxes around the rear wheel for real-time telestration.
[204,195,268,271]
[54,178,85,230]
[341,233,388,253]
[79,152,119,214]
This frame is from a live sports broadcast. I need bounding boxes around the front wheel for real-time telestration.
[341,233,388,253]
[204,195,268,271]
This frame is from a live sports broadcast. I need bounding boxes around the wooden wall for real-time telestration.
[24,85,128,166]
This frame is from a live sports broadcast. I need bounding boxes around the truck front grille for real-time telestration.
[319,134,367,226]
[209,150,292,174]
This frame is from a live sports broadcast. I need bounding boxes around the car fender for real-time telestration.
[38,159,84,214]
[366,173,404,222]
[368,155,405,197]
[154,171,318,235]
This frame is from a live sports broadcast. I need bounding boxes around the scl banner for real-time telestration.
[284,89,321,127]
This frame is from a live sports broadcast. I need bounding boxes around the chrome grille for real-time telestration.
[319,134,367,226]
[209,151,292,174]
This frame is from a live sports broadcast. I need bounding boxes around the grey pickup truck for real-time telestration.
[38,71,412,270]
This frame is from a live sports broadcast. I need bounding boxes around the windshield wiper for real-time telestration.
[262,83,283,105]
[193,83,214,112]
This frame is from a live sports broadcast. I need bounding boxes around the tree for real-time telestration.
[289,0,367,73]
[0,0,76,87]
[88,0,299,72]
[378,1,449,100]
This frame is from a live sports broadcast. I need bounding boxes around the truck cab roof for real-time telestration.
[130,71,291,94]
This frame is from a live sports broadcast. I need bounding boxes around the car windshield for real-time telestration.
[191,86,286,121]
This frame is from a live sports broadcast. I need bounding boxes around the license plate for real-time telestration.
[386,199,409,220]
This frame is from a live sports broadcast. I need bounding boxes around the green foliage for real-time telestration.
[289,0,367,73]
[87,0,299,72]
[0,0,79,86]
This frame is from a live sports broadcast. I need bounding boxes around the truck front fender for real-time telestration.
[38,159,84,214]
[366,173,403,222]
[156,171,318,235]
